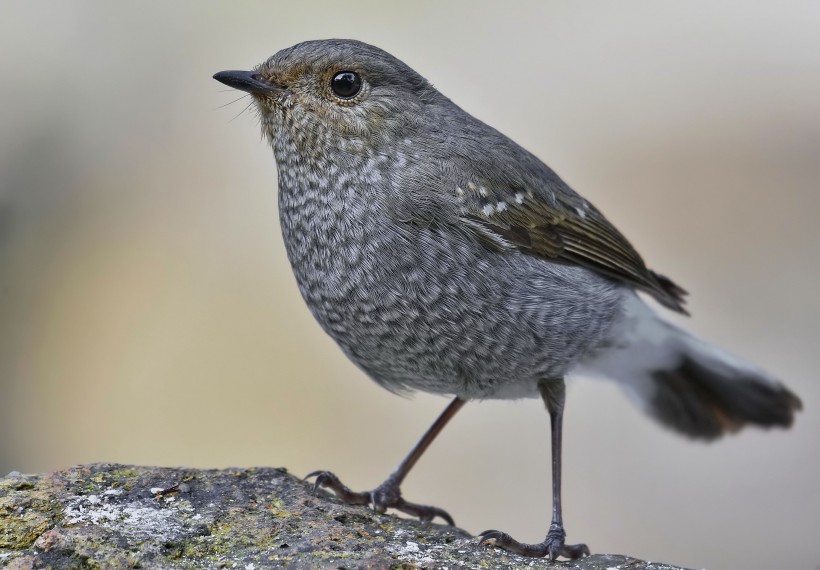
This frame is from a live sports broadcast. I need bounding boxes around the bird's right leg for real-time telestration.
[479,378,590,560]
[305,397,465,525]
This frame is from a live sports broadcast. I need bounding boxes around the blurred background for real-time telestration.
[1,2,818,569]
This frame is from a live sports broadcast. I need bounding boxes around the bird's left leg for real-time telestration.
[306,397,465,525]
[479,378,590,560]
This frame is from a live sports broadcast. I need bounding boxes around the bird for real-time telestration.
[213,39,801,561]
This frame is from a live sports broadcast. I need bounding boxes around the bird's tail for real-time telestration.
[575,294,802,440]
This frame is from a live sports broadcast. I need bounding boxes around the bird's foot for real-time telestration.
[304,470,455,525]
[478,523,589,561]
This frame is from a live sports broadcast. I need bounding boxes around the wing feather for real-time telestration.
[458,180,688,314]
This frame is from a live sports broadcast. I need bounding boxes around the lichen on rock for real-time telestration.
[0,464,688,569]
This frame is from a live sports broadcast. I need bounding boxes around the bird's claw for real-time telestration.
[304,469,455,525]
[304,470,371,506]
[478,525,589,561]
[390,497,455,525]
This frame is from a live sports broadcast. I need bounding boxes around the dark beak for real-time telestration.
[213,70,283,96]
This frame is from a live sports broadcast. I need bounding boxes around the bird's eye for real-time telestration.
[330,71,362,98]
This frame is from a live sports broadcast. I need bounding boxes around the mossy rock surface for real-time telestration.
[0,464,688,569]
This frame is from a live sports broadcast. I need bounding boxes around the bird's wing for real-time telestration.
[451,174,688,314]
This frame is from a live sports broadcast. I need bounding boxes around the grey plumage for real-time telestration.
[214,39,801,559]
[260,40,630,399]
[245,39,796,420]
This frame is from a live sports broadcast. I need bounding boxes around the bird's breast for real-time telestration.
[271,140,623,398]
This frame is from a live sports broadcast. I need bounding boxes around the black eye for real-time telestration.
[330,71,362,98]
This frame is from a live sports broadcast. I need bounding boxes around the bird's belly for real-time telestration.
[282,221,624,400]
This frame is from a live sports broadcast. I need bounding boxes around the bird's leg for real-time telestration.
[306,397,465,525]
[479,378,590,560]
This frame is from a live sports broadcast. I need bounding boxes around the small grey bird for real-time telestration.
[213,39,801,560]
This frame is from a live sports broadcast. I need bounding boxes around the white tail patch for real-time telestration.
[573,293,799,438]
[572,293,682,404]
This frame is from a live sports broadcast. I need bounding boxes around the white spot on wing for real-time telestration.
[514,193,525,204]
[496,201,508,211]
[482,204,494,216]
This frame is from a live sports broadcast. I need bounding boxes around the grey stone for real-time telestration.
[0,464,689,569]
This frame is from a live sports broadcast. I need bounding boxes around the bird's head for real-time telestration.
[214,39,442,158]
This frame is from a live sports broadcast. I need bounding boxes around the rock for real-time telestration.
[0,464,688,569]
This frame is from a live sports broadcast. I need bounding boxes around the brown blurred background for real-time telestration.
[1,2,818,569]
